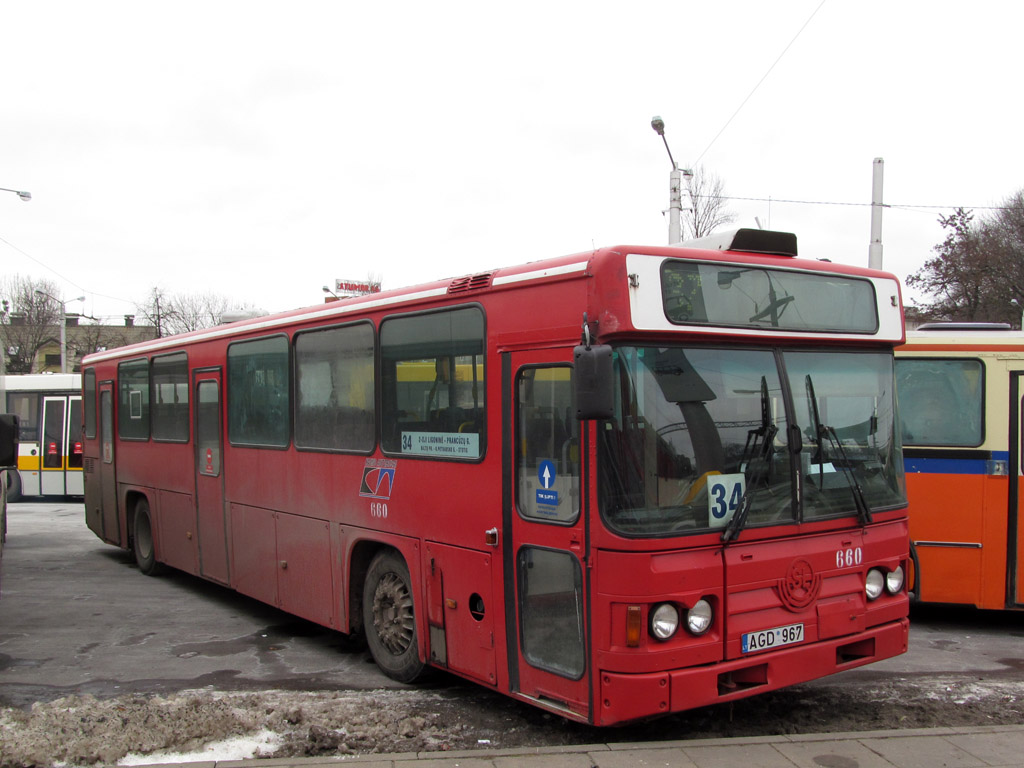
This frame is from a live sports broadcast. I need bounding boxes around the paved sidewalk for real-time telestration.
[144,725,1024,768]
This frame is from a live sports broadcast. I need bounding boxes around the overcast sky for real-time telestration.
[1,1,1020,324]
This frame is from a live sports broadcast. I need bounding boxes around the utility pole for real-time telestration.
[869,157,884,270]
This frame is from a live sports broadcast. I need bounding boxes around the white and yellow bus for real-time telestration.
[1,374,83,500]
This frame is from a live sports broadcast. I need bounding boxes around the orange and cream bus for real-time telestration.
[896,323,1024,609]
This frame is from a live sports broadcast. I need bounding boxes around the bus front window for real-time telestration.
[786,351,905,519]
[599,347,792,536]
[598,346,905,537]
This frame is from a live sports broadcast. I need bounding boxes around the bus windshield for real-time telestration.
[598,346,905,537]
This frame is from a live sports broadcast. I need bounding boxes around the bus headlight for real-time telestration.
[686,599,713,635]
[865,568,885,600]
[886,565,905,595]
[650,603,679,640]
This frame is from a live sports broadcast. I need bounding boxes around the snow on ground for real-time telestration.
[2,676,1023,767]
[0,689,455,768]
[118,730,280,765]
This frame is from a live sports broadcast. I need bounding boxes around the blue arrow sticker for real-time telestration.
[538,460,556,489]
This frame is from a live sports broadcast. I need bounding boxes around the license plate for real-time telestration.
[741,622,804,653]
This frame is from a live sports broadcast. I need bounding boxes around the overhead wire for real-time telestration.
[0,233,136,306]
[701,196,1017,211]
[694,0,829,166]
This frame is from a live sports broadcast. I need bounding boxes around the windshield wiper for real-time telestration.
[721,487,754,543]
[722,377,776,544]
[805,375,872,526]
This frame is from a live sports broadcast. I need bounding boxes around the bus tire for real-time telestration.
[6,470,21,503]
[362,550,424,683]
[132,499,165,577]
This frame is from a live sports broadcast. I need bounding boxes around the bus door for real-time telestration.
[1009,372,1024,607]
[504,352,589,719]
[194,371,229,584]
[98,384,121,545]
[66,396,84,495]
[40,396,69,495]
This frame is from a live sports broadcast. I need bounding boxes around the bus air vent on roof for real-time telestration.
[680,228,798,257]
[448,272,494,293]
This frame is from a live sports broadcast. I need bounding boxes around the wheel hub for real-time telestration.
[373,572,414,655]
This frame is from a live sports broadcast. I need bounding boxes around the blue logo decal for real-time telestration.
[359,459,397,499]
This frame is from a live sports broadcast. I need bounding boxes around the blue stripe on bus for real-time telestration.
[903,451,1009,475]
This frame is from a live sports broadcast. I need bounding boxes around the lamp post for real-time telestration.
[0,186,31,202]
[34,291,85,373]
[650,116,692,245]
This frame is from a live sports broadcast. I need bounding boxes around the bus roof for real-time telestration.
[902,322,1024,351]
[0,373,82,392]
[83,236,904,365]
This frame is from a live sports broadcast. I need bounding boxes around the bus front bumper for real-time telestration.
[597,618,909,726]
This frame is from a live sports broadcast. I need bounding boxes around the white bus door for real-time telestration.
[38,395,84,496]
[66,396,84,495]
[504,351,590,720]
[40,397,68,495]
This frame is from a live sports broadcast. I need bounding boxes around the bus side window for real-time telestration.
[294,323,375,453]
[151,353,189,442]
[84,368,97,439]
[227,336,290,448]
[118,359,150,441]
[380,307,485,460]
[896,358,984,447]
[8,392,39,442]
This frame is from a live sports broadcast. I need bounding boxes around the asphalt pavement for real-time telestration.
[136,725,1024,767]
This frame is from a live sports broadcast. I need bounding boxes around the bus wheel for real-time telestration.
[363,551,424,683]
[132,499,164,577]
[6,470,21,503]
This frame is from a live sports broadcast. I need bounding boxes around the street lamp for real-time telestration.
[0,186,32,202]
[650,116,692,245]
[34,291,85,373]
[322,285,340,301]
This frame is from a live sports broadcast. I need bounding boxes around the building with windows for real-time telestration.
[2,315,157,374]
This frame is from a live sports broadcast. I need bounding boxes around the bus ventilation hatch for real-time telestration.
[448,273,494,293]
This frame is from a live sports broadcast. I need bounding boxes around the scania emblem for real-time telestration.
[779,558,821,611]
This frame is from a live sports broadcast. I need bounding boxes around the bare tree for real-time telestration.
[908,191,1024,327]
[164,291,233,335]
[136,288,257,337]
[0,275,65,373]
[990,190,1024,309]
[135,287,169,338]
[67,323,141,362]
[684,165,737,240]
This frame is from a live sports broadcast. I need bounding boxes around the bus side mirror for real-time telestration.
[574,345,614,420]
[0,414,19,469]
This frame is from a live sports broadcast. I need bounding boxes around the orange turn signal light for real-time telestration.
[626,605,643,647]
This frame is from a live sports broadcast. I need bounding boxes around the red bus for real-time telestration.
[896,323,1024,609]
[81,229,910,724]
